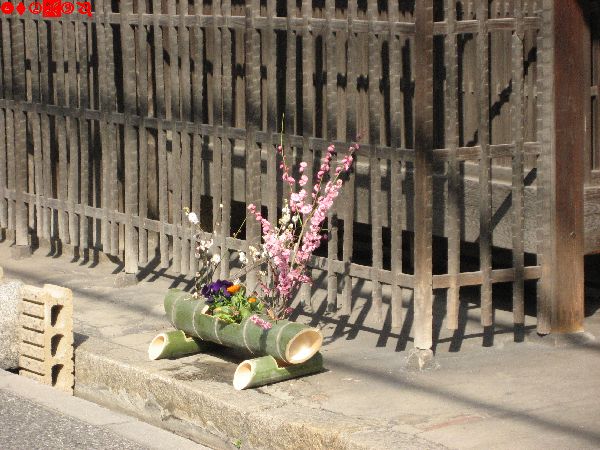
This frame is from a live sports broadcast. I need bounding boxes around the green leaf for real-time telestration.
[239,306,252,320]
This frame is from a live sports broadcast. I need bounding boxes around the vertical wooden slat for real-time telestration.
[153,0,169,269]
[325,0,338,312]
[285,0,296,137]
[78,18,91,250]
[24,16,34,231]
[524,27,538,152]
[5,105,15,234]
[477,1,493,327]
[179,1,192,275]
[265,0,277,223]
[191,130,202,273]
[39,17,51,241]
[190,0,204,272]
[535,0,552,334]
[340,2,357,316]
[2,14,14,233]
[245,4,261,290]
[459,13,478,149]
[211,0,223,276]
[191,0,204,126]
[106,1,119,256]
[12,14,28,248]
[168,0,182,274]
[180,127,192,275]
[413,0,435,350]
[445,0,460,330]
[87,11,98,248]
[122,0,139,274]
[368,6,383,323]
[112,0,121,256]
[137,0,149,264]
[219,0,232,280]
[52,17,69,244]
[511,3,526,330]
[26,19,44,241]
[389,3,404,328]
[300,0,314,308]
[66,19,80,248]
[97,0,110,253]
[489,2,512,152]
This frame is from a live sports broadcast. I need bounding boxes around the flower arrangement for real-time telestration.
[185,140,357,329]
[200,280,265,325]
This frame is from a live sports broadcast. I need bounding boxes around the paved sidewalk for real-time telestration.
[0,369,207,450]
[2,240,600,449]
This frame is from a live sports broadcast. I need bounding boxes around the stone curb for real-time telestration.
[73,337,444,450]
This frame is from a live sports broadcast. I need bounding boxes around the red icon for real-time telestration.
[0,1,93,17]
[29,2,42,14]
[42,0,62,17]
[76,1,91,16]
[61,1,74,14]
[1,2,14,14]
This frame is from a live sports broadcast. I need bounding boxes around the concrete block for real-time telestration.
[19,284,74,394]
[0,270,22,370]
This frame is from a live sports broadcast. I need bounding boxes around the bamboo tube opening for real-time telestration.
[233,361,255,390]
[285,329,323,364]
[148,334,166,360]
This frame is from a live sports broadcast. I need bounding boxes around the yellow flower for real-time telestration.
[248,297,257,304]
[227,284,241,294]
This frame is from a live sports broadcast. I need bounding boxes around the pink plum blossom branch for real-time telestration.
[246,141,358,318]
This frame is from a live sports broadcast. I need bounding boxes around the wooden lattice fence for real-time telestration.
[0,0,593,349]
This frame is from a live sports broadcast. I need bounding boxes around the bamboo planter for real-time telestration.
[161,289,323,365]
[147,330,207,360]
[233,353,323,390]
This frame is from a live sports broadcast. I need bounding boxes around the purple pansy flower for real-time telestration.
[201,279,234,304]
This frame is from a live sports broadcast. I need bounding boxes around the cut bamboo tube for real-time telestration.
[148,330,206,360]
[233,353,323,390]
[164,289,323,364]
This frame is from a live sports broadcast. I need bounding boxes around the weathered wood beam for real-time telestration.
[541,0,586,333]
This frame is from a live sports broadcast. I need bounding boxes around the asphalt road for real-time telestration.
[0,370,209,450]
[0,389,146,450]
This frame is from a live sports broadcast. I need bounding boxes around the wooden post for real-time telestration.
[540,0,586,333]
[121,0,139,281]
[413,1,434,350]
